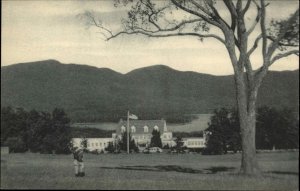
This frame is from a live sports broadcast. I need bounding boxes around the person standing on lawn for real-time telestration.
[73,147,85,177]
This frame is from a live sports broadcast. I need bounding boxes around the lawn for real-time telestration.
[1,151,298,190]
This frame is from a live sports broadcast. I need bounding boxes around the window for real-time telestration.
[87,143,90,147]
[96,143,98,146]
[144,126,149,133]
[91,143,94,147]
[100,142,102,147]
[121,126,126,133]
[131,126,136,133]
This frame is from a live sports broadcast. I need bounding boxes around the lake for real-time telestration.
[71,114,213,132]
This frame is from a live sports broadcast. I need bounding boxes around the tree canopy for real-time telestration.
[1,107,72,154]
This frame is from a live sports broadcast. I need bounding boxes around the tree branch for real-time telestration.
[223,0,237,31]
[159,19,203,32]
[260,0,268,65]
[203,0,231,29]
[139,0,168,31]
[246,2,261,36]
[171,0,222,28]
[266,9,299,59]
[242,0,252,16]
[247,34,262,56]
[247,33,298,57]
[266,36,299,47]
[269,50,299,66]
[105,30,225,44]
[85,11,113,37]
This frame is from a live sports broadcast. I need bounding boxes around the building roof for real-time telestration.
[116,119,167,134]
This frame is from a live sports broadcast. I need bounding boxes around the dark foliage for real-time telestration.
[105,142,116,153]
[171,136,185,153]
[118,132,139,152]
[205,107,299,155]
[150,129,162,148]
[1,106,72,154]
[256,106,299,150]
[204,108,241,155]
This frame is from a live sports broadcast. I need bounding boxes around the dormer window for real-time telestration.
[144,126,149,133]
[131,126,136,133]
[121,126,126,133]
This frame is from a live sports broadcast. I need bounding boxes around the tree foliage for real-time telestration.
[256,106,299,150]
[105,141,116,153]
[150,129,162,148]
[118,131,139,152]
[205,107,299,154]
[205,108,241,155]
[171,136,185,153]
[1,107,72,154]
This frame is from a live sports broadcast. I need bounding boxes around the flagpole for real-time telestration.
[127,110,130,154]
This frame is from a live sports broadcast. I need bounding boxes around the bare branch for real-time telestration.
[190,0,213,17]
[269,50,299,66]
[171,0,222,28]
[246,2,261,36]
[242,0,252,16]
[139,0,166,30]
[160,19,203,32]
[247,34,262,56]
[85,11,113,37]
[203,0,231,29]
[106,30,225,44]
[223,0,237,31]
[247,34,298,57]
[260,0,268,64]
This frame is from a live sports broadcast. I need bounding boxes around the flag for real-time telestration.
[128,113,138,120]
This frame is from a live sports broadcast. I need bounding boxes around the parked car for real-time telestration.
[143,147,163,153]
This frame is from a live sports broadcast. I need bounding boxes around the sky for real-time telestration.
[1,0,299,75]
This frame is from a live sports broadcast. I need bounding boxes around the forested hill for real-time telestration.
[1,60,299,122]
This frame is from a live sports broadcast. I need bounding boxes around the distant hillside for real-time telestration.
[1,60,299,122]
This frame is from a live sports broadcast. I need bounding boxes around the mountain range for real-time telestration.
[1,60,299,122]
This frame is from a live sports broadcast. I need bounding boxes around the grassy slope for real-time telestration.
[1,152,298,190]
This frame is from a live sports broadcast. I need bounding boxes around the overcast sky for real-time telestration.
[2,0,299,75]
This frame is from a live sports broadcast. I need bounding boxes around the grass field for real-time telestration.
[1,151,298,190]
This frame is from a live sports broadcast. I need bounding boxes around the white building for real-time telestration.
[72,137,114,152]
[182,137,206,149]
[116,119,174,148]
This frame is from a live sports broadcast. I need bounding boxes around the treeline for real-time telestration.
[205,106,299,155]
[1,107,71,154]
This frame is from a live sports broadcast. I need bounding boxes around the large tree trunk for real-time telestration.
[234,73,260,175]
[239,108,260,175]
